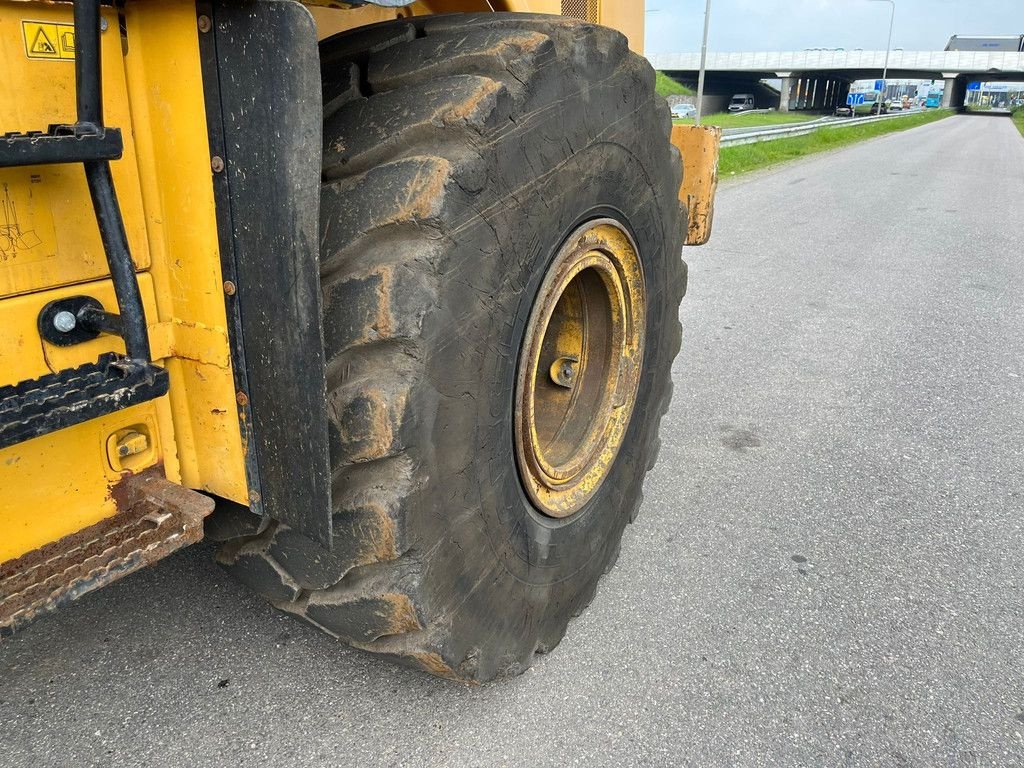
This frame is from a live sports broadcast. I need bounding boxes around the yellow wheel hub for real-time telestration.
[515,219,646,519]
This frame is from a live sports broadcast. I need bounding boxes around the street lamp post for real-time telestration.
[869,0,895,111]
[695,0,713,126]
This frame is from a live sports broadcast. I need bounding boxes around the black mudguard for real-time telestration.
[198,0,332,545]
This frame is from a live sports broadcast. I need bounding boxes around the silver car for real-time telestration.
[671,103,697,119]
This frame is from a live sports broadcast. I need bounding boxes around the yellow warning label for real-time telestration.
[22,21,75,61]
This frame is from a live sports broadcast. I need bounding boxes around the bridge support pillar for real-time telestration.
[779,75,793,112]
[941,75,967,110]
[941,79,954,108]
[837,81,851,109]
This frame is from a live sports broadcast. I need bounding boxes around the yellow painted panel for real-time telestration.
[0,0,248,564]
[0,275,159,385]
[0,275,173,562]
[120,2,248,503]
[0,2,151,298]
[595,0,644,53]
[0,403,166,562]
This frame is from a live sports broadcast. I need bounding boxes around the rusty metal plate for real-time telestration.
[0,469,213,635]
[671,124,722,246]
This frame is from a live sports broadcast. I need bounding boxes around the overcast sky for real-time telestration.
[644,0,1023,55]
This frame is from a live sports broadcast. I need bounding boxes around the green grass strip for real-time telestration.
[656,71,694,98]
[719,109,954,177]
[1012,107,1024,138]
[674,111,817,129]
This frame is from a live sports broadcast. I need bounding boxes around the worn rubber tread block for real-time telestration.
[219,549,301,604]
[306,592,421,643]
[203,499,264,543]
[323,75,510,181]
[267,456,415,590]
[321,259,437,355]
[320,156,456,272]
[366,27,555,96]
[305,563,423,643]
[322,61,361,122]
[319,21,416,70]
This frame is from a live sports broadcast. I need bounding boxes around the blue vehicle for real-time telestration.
[925,90,943,108]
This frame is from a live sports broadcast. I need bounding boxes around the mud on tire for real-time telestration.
[212,12,687,683]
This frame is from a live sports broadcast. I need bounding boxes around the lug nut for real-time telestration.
[549,356,580,389]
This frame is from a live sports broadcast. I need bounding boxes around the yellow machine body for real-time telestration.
[0,0,246,562]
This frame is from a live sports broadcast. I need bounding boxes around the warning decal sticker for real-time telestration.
[22,21,75,61]
[0,176,57,267]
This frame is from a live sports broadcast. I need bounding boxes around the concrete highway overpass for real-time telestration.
[649,50,1024,112]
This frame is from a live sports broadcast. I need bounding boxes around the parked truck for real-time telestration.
[0,0,719,682]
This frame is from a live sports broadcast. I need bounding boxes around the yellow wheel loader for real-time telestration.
[0,0,718,682]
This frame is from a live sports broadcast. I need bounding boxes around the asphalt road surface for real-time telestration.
[4,114,1024,767]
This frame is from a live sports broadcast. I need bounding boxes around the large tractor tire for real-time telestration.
[212,12,686,682]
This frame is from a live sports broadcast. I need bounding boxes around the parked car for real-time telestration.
[728,93,756,112]
[671,103,697,119]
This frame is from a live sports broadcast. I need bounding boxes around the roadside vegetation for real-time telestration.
[1012,106,1024,138]
[656,71,694,98]
[674,111,817,129]
[719,109,953,177]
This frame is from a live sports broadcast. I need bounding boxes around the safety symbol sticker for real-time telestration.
[23,21,76,60]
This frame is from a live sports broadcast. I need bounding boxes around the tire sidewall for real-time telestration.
[419,141,679,589]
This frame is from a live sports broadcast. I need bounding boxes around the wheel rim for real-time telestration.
[515,219,646,519]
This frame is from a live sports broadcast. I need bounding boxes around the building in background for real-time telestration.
[945,35,1024,53]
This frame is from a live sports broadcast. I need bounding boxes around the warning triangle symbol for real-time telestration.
[31,27,56,54]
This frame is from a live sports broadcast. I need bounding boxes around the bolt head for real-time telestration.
[197,14,212,33]
[53,310,77,333]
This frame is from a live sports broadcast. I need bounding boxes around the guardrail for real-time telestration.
[719,109,943,146]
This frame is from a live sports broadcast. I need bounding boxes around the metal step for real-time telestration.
[0,126,123,168]
[0,470,214,635]
[0,0,157,451]
[0,353,169,451]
